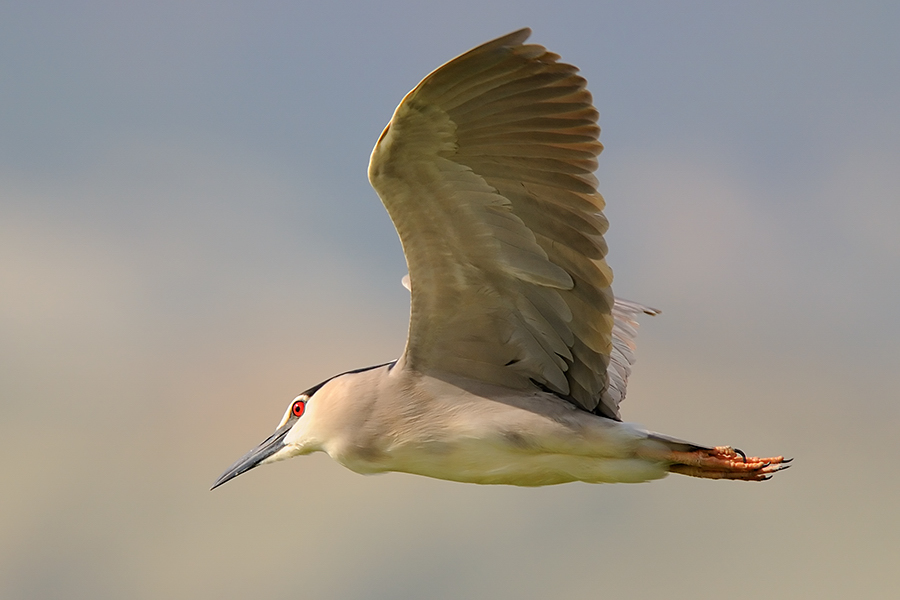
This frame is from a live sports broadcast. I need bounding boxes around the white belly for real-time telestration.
[382,442,669,486]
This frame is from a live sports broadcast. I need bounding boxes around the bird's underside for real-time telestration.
[212,29,789,492]
[369,424,791,485]
[373,445,791,486]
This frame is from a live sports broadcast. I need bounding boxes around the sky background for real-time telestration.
[2,2,899,598]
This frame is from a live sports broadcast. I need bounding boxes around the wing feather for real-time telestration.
[369,29,655,418]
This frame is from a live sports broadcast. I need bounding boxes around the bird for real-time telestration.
[212,28,789,490]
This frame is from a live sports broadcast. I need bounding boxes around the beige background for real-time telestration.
[2,2,898,598]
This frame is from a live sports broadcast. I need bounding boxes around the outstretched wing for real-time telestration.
[369,29,642,417]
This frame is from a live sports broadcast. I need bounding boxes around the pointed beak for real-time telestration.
[211,422,292,490]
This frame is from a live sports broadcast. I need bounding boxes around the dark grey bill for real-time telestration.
[211,423,292,490]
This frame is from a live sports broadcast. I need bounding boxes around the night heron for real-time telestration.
[212,29,789,490]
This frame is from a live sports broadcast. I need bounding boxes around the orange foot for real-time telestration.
[666,446,792,481]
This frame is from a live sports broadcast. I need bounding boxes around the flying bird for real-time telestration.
[213,29,788,490]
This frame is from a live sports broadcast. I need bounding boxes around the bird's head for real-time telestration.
[211,392,319,490]
[211,362,392,490]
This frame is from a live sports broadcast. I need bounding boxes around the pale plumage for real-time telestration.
[213,29,788,490]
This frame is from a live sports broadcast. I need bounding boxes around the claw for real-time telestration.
[657,446,791,481]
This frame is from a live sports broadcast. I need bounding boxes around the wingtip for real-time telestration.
[613,297,662,316]
[507,27,533,41]
[482,28,532,51]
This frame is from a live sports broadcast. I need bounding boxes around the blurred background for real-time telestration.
[2,2,898,598]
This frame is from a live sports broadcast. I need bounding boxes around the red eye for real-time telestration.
[291,399,306,418]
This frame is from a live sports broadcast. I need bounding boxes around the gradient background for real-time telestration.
[2,2,898,598]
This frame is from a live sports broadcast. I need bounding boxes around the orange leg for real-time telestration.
[662,446,791,481]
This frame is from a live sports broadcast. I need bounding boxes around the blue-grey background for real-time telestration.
[2,2,898,598]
